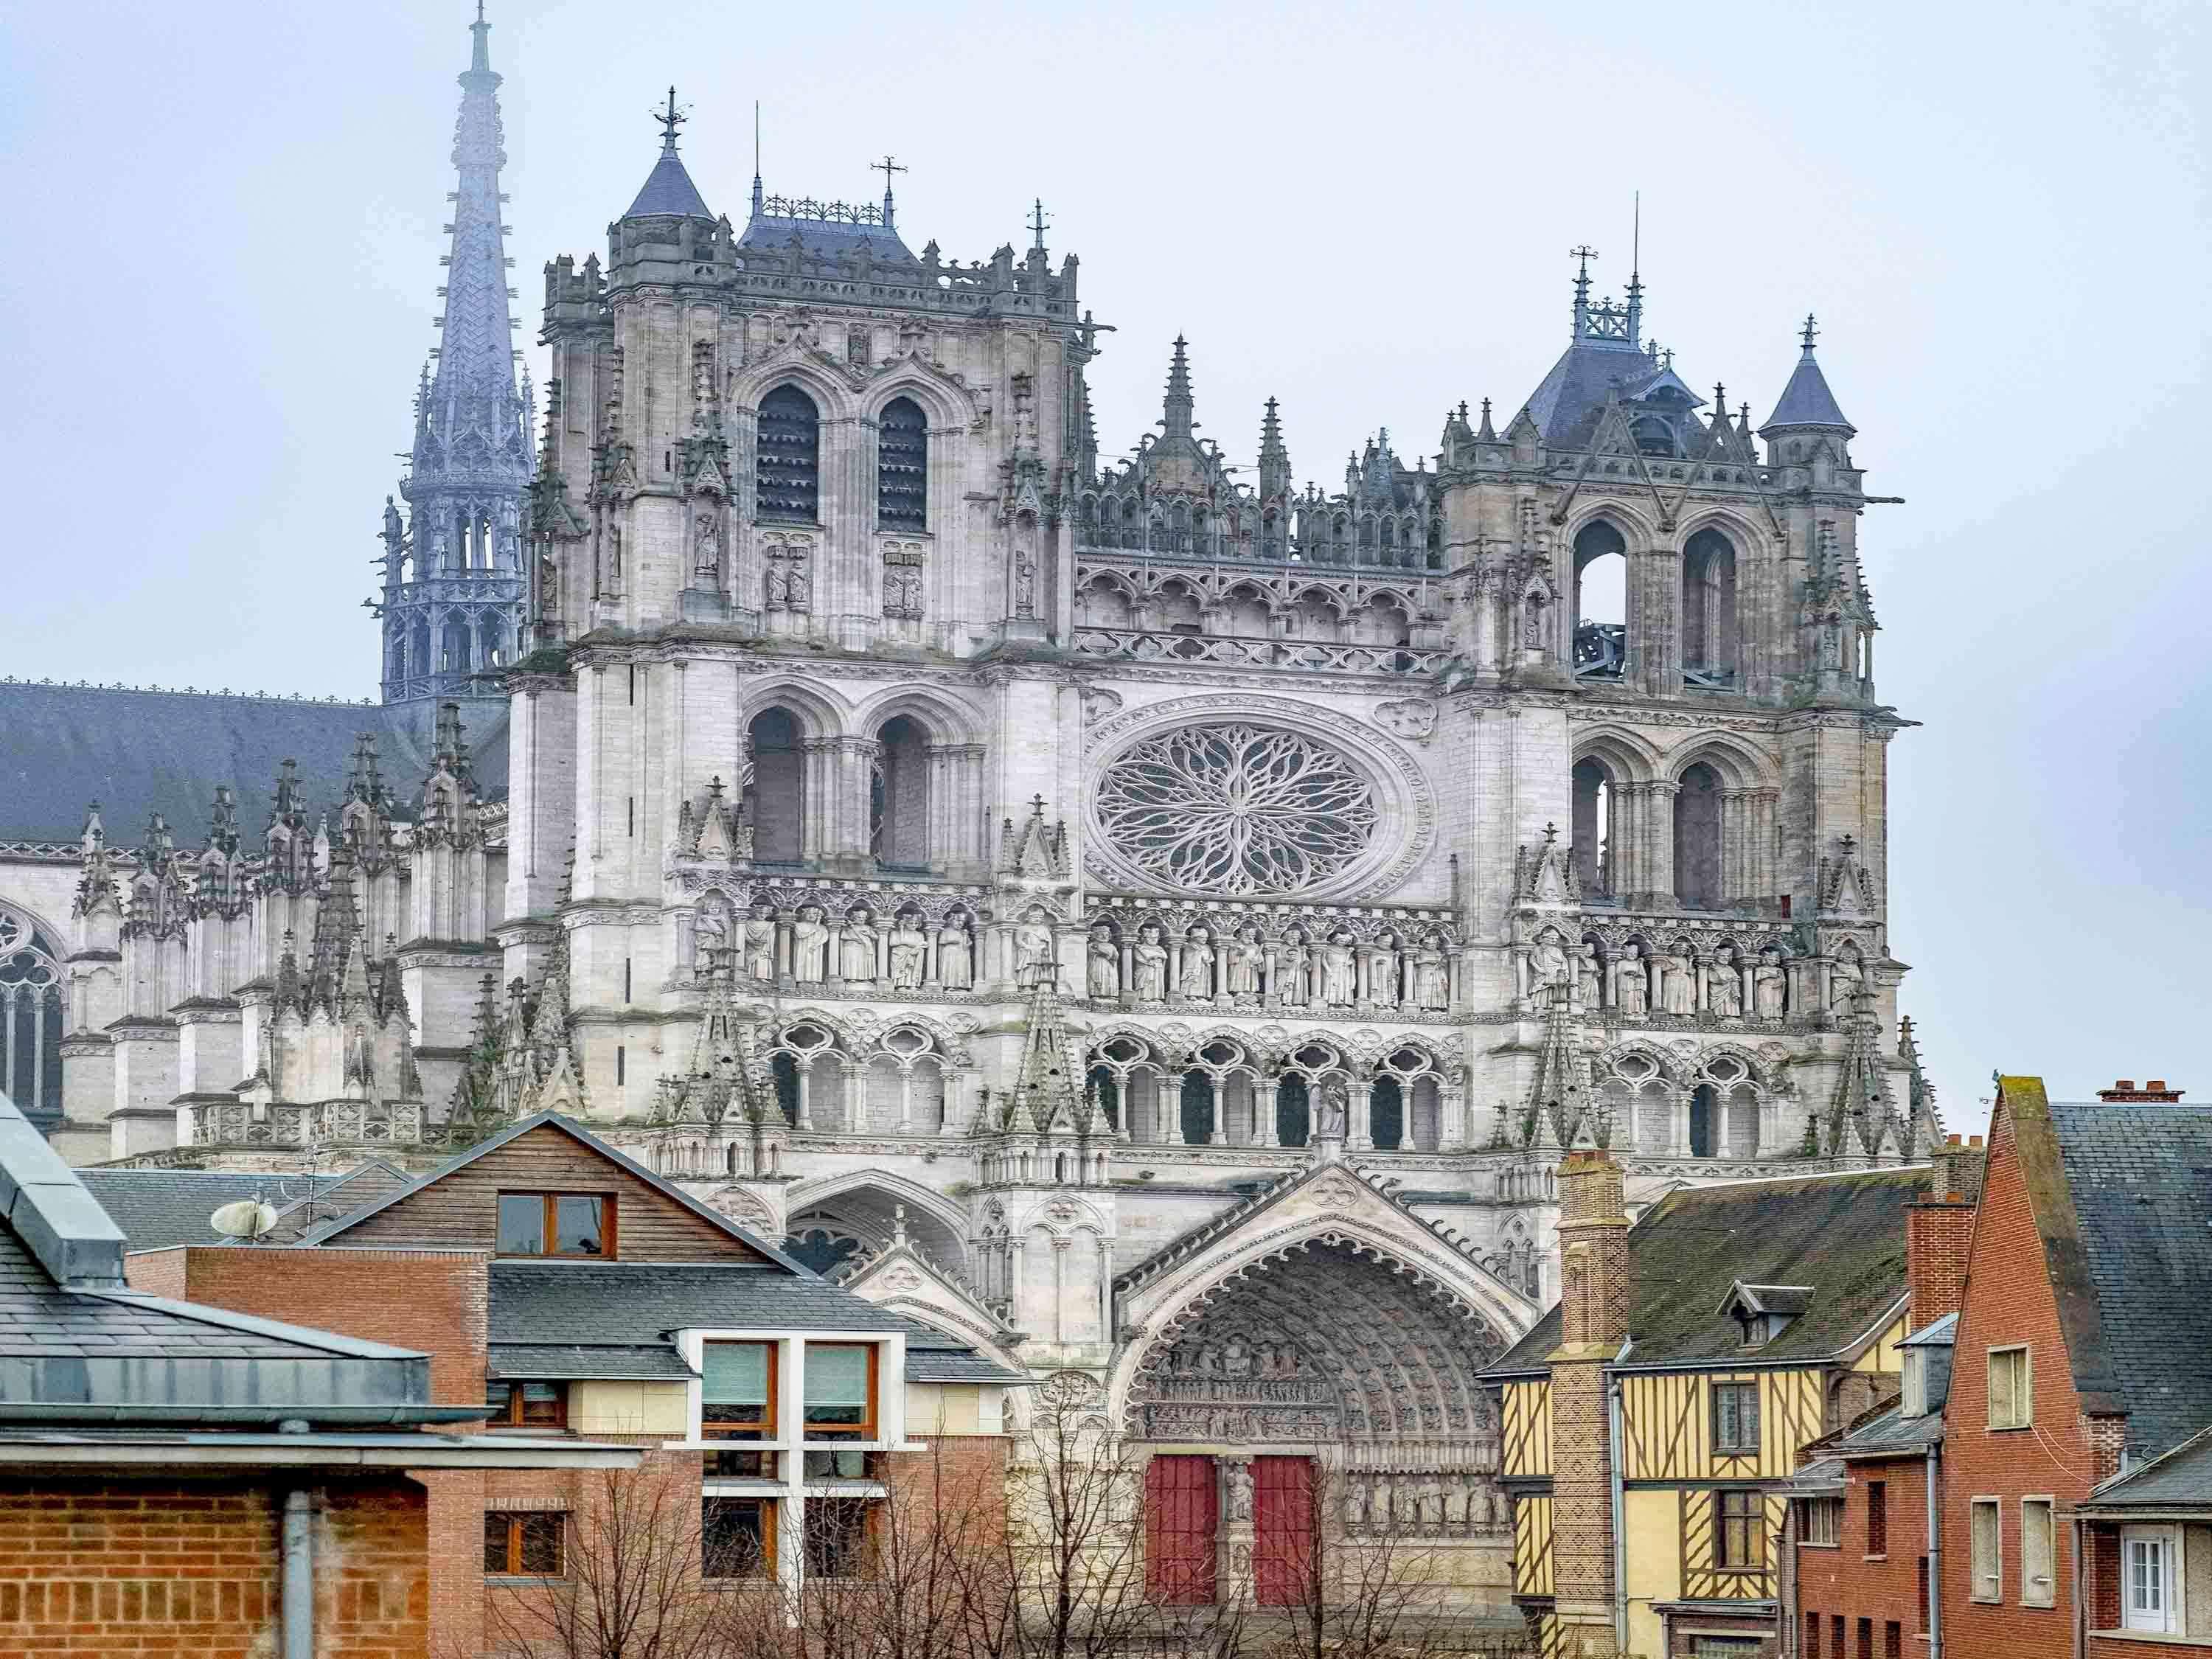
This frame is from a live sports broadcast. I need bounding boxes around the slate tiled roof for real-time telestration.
[625,148,713,219]
[1833,1404,1943,1458]
[1519,335,1662,446]
[84,1161,413,1252]
[2042,1095,2212,1462]
[1491,1167,1921,1374]
[2084,1425,2212,1509]
[0,682,509,844]
[489,1343,694,1382]
[1762,347,1854,432]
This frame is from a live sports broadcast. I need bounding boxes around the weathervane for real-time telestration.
[873,154,907,226]
[653,86,688,151]
[1029,198,1051,251]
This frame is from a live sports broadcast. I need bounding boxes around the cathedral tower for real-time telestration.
[375,5,532,712]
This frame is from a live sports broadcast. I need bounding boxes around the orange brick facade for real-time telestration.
[1941,1099,2108,1658]
[0,1477,428,1658]
[1795,1458,1931,1659]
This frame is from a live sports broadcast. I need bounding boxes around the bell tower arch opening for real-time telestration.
[1572,521,1627,680]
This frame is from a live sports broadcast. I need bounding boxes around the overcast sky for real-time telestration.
[4,1,2207,1121]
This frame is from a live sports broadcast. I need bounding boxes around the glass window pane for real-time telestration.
[703,1343,770,1407]
[487,1380,515,1416]
[804,1344,869,1423]
[521,1383,563,1426]
[518,1514,563,1576]
[554,1194,605,1256]
[703,1498,769,1579]
[483,1514,511,1573]
[498,1194,545,1255]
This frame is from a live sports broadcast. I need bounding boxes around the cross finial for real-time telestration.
[1543,821,1559,844]
[1801,313,1819,351]
[1029,794,1047,817]
[1570,244,1599,274]
[653,86,686,153]
[1029,198,1051,251]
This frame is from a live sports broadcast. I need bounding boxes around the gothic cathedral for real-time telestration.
[0,11,1933,1610]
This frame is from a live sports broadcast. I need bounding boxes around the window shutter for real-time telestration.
[704,1343,769,1406]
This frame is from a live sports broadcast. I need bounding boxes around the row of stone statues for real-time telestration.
[698,900,976,990]
[1086,923,1453,1012]
[1522,934,1867,1020]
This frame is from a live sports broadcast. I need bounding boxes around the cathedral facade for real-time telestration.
[0,12,1935,1611]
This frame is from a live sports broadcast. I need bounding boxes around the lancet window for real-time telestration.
[0,910,63,1121]
[1573,521,1628,679]
[757,385,821,523]
[876,397,927,532]
[1682,528,1740,687]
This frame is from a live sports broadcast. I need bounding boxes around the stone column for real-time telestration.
[1218,1456,1256,1606]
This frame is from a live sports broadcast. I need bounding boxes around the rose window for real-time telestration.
[1093,723,1379,896]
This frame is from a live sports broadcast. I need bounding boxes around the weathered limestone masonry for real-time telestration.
[0,13,1941,1621]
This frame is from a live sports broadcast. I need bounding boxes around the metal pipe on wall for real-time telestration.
[282,1486,316,1658]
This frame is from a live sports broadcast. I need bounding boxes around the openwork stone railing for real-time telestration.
[1072,628,1442,677]
[188,1099,425,1148]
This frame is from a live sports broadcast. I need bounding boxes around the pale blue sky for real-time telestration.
[4,1,2207,1120]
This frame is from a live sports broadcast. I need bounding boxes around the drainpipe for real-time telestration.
[1924,1444,1941,1659]
[1610,1377,1628,1652]
[2071,1514,2086,1659]
[282,1486,316,1658]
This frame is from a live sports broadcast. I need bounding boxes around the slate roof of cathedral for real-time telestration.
[1488,1166,1923,1375]
[0,683,510,845]
[2008,1082,2212,1463]
[737,211,916,261]
[625,145,714,218]
[1519,335,1696,448]
[1763,343,1855,432]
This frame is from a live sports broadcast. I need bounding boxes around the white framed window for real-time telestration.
[1988,1346,2031,1430]
[1902,1350,1927,1418]
[1970,1498,2003,1602]
[2123,1526,2179,1634]
[2020,1498,2055,1608]
[1801,1496,1842,1546]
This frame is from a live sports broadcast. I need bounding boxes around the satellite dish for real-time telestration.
[210,1199,280,1242]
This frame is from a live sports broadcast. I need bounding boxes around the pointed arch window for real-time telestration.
[0,910,63,1124]
[876,397,928,532]
[757,386,821,524]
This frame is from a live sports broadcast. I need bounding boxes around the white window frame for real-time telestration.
[2020,1496,2056,1608]
[1969,1497,2003,1603]
[2121,1525,2180,1635]
[1902,1349,1927,1418]
[1988,1345,2031,1430]
[1800,1495,1842,1548]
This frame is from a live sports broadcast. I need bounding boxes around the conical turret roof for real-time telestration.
[1761,317,1854,434]
[625,91,714,219]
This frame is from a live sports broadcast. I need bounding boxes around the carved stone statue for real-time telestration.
[692,512,722,579]
[1659,947,1697,1015]
[1086,925,1120,998]
[1614,942,1649,1018]
[1225,928,1264,998]
[1133,925,1168,1002]
[1317,1077,1350,1140]
[1829,951,1864,1014]
[1012,554,1035,618]
[1345,1478,1368,1530]
[839,917,876,984]
[1371,936,1402,1004]
[1413,942,1450,1011]
[1276,933,1311,1006]
[1707,949,1743,1018]
[790,906,829,982]
[1528,933,1569,996]
[785,552,811,611]
[764,560,790,608]
[1319,931,1357,1007]
[1574,942,1602,1010]
[1013,907,1055,989]
[888,918,928,990]
[742,905,776,980]
[695,892,733,971]
[1755,945,1789,1019]
[1225,1461,1254,1523]
[937,921,974,990]
[1178,926,1216,1001]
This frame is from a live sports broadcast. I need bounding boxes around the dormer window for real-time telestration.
[1718,1281,1812,1348]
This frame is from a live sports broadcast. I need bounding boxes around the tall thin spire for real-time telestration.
[1161,336,1194,442]
[381,6,531,706]
[751,100,764,218]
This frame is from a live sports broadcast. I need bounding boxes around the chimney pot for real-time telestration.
[2115,1080,2135,1091]
[1946,1133,1961,1147]
[1969,1135,1983,1147]
[2149,1079,2168,1091]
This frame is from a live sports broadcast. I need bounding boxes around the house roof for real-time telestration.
[0,682,509,844]
[2084,1424,2212,1510]
[1833,1404,1944,1458]
[2002,1079,2212,1462]
[83,1161,413,1253]
[1489,1166,1923,1375]
[489,1342,695,1382]
[299,1110,810,1273]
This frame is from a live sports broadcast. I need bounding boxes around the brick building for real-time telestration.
[1937,1076,2212,1656]
[0,1089,629,1657]
[108,1108,1024,1655]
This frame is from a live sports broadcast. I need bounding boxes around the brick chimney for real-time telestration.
[1547,1147,1631,1658]
[2096,1078,2185,1103]
[1930,1133,1985,1205]
[1906,1194,1974,1328]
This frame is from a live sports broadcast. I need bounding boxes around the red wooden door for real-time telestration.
[1253,1455,1315,1607]
[1144,1455,1219,1604]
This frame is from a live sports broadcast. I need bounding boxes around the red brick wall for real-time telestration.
[0,1476,426,1658]
[124,1245,490,1407]
[125,1245,491,1654]
[1941,1099,2101,1659]
[1904,1199,1972,1328]
[1795,1455,1931,1658]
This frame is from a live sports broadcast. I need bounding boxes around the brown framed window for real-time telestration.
[703,1341,776,1439]
[803,1495,877,1579]
[496,1192,613,1258]
[485,1380,567,1428]
[1714,1489,1766,1571]
[802,1343,877,1437]
[1866,1480,1888,1556]
[483,1511,565,1576]
[1711,1381,1761,1456]
[702,1496,773,1579]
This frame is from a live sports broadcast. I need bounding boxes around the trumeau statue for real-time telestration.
[1087,925,1120,998]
